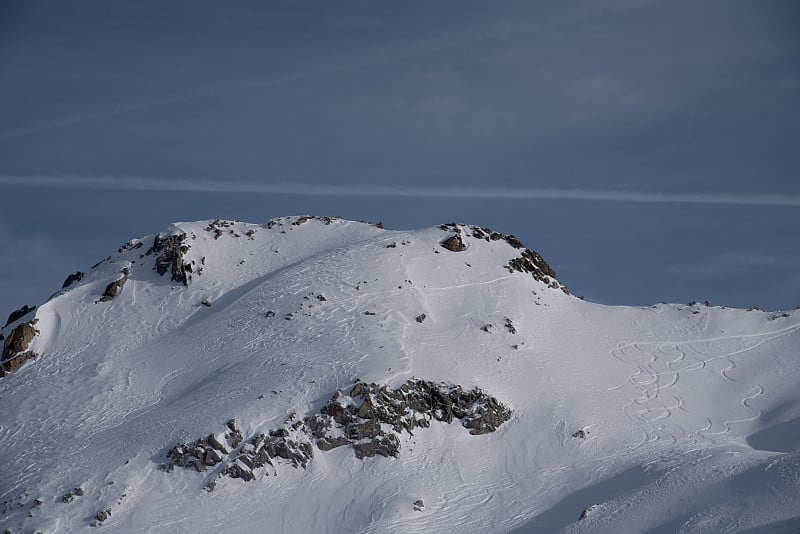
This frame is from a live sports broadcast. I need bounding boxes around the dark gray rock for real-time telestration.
[148,233,190,285]
[4,305,35,327]
[61,271,84,289]
[165,378,511,486]
[98,270,129,302]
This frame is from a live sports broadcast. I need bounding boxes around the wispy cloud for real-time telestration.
[0,0,663,142]
[1,174,799,207]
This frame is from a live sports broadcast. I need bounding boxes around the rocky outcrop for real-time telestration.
[4,305,35,327]
[165,379,511,487]
[440,234,466,252]
[147,233,190,285]
[98,269,129,303]
[61,271,84,289]
[1,319,39,377]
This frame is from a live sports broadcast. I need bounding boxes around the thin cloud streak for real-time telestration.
[1,174,799,207]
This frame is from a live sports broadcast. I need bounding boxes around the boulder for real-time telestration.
[440,234,465,252]
[1,320,40,377]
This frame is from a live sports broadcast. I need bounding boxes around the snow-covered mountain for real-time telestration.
[1,216,799,534]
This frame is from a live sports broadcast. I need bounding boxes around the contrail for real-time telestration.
[0,0,662,142]
[1,174,798,207]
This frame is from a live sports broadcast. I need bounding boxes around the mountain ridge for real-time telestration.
[1,216,799,533]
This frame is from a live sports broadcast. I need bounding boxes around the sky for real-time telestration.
[1,0,799,313]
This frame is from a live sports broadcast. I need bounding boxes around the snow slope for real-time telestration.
[1,216,799,533]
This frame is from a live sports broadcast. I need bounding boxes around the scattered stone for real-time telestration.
[61,271,84,289]
[704,300,713,307]
[62,486,84,503]
[386,242,397,248]
[481,324,494,333]
[265,310,275,318]
[414,499,425,512]
[293,216,310,225]
[504,318,517,334]
[4,305,35,327]
[572,429,590,439]
[363,311,376,316]
[415,314,426,323]
[440,234,466,252]
[200,299,212,307]
[316,294,326,302]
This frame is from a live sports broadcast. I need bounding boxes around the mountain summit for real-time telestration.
[1,216,799,533]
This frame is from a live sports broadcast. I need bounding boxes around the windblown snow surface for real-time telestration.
[1,216,799,534]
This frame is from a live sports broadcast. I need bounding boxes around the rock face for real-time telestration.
[98,269,130,303]
[165,379,511,487]
[61,271,84,289]
[506,248,559,287]
[147,233,191,286]
[4,305,35,327]
[1,319,39,377]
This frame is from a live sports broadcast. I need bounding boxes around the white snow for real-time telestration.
[1,216,799,533]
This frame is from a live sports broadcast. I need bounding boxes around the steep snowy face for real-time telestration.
[1,216,799,534]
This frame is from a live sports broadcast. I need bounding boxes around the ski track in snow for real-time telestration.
[609,321,800,451]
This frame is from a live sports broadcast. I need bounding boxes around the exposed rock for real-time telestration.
[98,269,129,302]
[506,248,560,288]
[201,299,212,307]
[95,508,111,523]
[415,313,426,323]
[414,499,425,512]
[4,305,35,327]
[441,234,466,252]
[573,429,589,439]
[62,486,84,503]
[354,434,400,459]
[118,239,144,253]
[579,504,600,520]
[166,378,511,487]
[1,319,40,377]
[265,310,275,318]
[147,232,190,286]
[61,271,84,289]
[504,318,517,334]
[481,324,494,333]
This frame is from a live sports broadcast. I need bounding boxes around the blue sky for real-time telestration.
[1,0,798,312]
